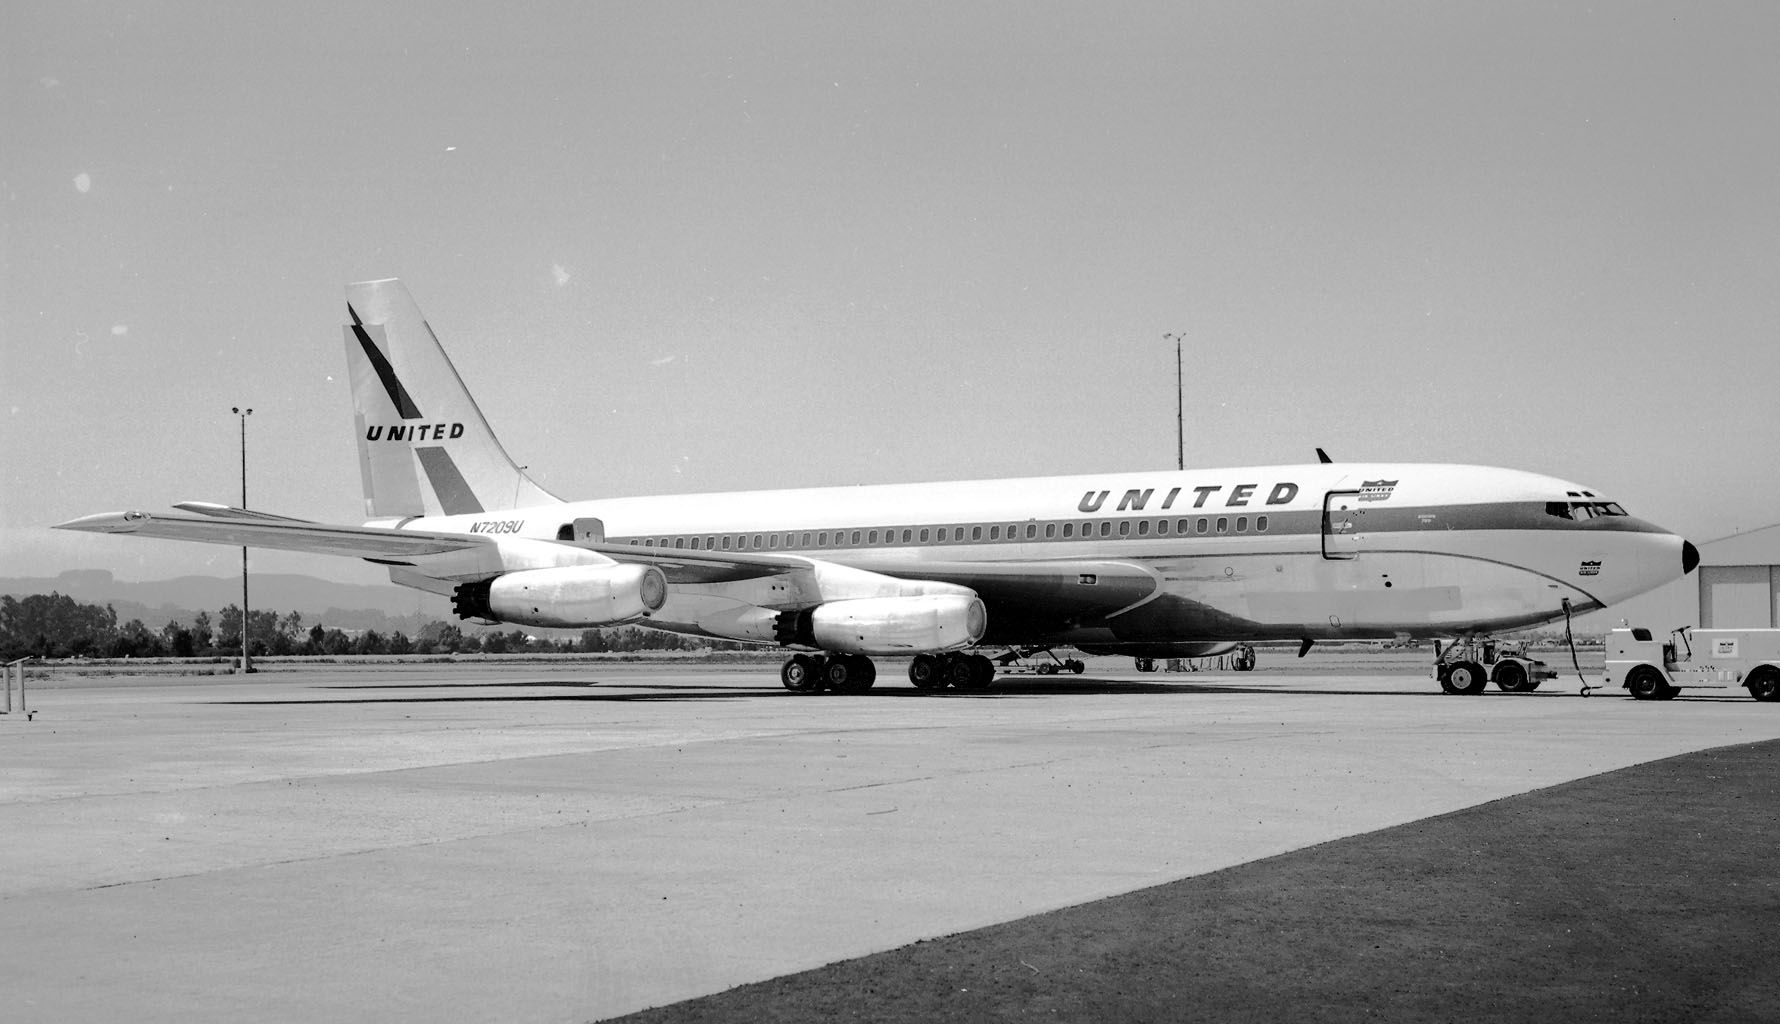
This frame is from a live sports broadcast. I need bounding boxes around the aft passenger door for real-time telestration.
[1322,490,1364,560]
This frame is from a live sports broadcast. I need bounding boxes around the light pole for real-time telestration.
[232,406,253,674]
[1164,332,1184,471]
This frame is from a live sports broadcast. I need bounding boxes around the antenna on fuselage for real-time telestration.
[1316,448,1333,464]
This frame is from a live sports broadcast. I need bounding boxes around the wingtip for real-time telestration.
[53,511,149,533]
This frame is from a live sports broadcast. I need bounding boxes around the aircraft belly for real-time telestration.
[1097,549,1584,642]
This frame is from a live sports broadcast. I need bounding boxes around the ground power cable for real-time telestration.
[1563,598,1598,697]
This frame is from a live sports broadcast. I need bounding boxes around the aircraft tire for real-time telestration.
[951,654,994,691]
[1234,645,1256,671]
[944,655,977,689]
[1492,661,1530,693]
[1626,666,1667,701]
[781,654,821,693]
[970,653,997,689]
[1136,657,1156,673]
[908,654,946,691]
[1445,661,1487,695]
[1746,668,1780,703]
[1067,659,1085,674]
[820,655,871,693]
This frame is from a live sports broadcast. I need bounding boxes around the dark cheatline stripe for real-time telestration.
[415,446,484,515]
[348,303,424,420]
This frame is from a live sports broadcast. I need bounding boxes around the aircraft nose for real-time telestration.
[1683,539,1700,575]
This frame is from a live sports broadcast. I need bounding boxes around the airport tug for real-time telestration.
[1599,627,1780,702]
[1432,636,1558,694]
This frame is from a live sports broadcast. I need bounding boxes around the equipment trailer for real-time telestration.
[1601,626,1780,702]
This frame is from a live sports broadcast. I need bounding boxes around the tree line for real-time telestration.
[0,592,740,661]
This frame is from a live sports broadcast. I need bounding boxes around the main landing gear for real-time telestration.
[777,652,1002,694]
[909,652,998,692]
[779,653,878,694]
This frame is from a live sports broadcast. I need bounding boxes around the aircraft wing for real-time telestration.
[58,509,1160,631]
[579,544,1160,622]
[54,508,492,560]
[879,558,1161,633]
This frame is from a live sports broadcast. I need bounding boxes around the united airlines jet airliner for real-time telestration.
[58,279,1698,693]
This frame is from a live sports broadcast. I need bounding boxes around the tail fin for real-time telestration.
[345,279,560,519]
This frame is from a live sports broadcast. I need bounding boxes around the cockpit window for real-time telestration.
[1547,491,1629,520]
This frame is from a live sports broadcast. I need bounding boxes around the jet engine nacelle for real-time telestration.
[469,563,668,628]
[808,594,987,655]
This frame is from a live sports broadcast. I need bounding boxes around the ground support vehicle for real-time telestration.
[1433,636,1557,695]
[1599,627,1780,702]
[993,647,1087,676]
[1133,644,1257,674]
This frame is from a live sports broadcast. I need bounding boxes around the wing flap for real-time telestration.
[578,542,810,584]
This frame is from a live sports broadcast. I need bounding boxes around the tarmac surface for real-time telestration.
[3,653,1777,1022]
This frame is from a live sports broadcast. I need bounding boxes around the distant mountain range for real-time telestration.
[2,569,451,632]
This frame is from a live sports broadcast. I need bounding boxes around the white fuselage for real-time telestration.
[394,462,1688,645]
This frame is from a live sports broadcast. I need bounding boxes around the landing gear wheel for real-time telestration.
[1135,657,1156,673]
[1492,661,1530,693]
[1442,660,1487,695]
[823,654,876,693]
[781,654,820,693]
[1066,659,1085,674]
[949,653,995,691]
[945,655,979,690]
[1037,662,1057,675]
[1626,665,1669,701]
[1233,645,1257,672]
[909,654,946,691]
[1748,668,1780,703]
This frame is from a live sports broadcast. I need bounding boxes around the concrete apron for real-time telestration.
[2,666,1774,1022]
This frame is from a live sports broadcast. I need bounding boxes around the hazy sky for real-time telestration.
[5,1,1777,585]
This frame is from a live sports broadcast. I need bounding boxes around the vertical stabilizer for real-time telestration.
[345,279,561,519]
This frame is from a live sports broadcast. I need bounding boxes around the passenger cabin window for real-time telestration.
[1216,517,1228,534]
[1196,519,1208,534]
[919,528,930,542]
[1045,523,1056,539]
[1062,523,1074,538]
[851,530,861,544]
[1137,520,1150,536]
[1236,516,1248,533]
[1257,515,1269,532]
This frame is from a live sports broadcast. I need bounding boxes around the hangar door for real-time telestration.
[1698,565,1778,628]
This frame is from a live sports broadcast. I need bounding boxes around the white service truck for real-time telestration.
[1601,626,1780,702]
